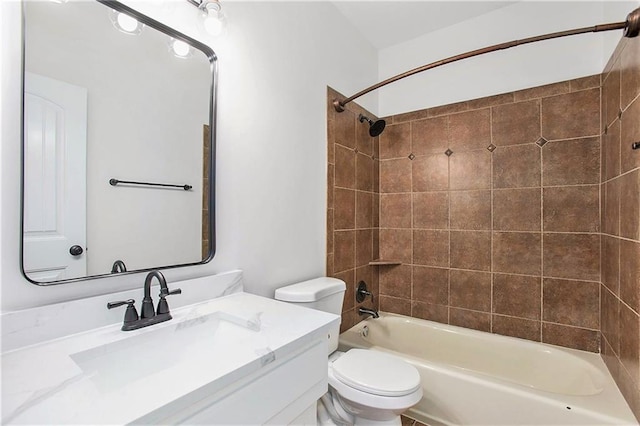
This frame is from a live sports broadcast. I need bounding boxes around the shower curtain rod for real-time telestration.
[333,7,640,113]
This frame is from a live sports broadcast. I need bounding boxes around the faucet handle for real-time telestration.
[161,288,182,297]
[356,281,374,303]
[157,288,182,315]
[107,299,139,324]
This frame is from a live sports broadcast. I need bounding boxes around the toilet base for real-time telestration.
[317,389,404,426]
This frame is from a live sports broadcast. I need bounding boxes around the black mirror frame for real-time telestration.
[20,0,217,285]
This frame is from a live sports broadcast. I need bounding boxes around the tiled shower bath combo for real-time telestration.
[327,32,640,421]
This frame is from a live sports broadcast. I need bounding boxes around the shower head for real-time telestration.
[358,114,386,137]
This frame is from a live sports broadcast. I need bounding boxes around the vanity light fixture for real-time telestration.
[169,38,193,58]
[109,9,144,35]
[187,0,227,37]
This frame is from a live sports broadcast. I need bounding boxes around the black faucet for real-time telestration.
[110,260,127,274]
[358,307,380,319]
[108,270,182,331]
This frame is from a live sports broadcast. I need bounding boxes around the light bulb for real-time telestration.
[117,13,139,33]
[200,1,227,37]
[109,10,143,35]
[170,39,192,58]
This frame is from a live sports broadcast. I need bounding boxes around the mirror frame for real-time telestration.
[20,0,217,285]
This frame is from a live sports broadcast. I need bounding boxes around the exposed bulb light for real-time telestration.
[188,0,227,37]
[109,10,144,35]
[169,38,193,58]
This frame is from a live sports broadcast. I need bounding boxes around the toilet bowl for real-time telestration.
[274,278,422,426]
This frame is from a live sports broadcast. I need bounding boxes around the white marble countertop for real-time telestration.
[2,292,338,424]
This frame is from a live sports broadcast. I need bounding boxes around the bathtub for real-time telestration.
[338,313,638,426]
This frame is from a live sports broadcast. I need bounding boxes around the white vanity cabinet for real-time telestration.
[2,283,338,425]
[157,340,326,425]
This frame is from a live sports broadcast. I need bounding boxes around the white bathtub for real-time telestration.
[338,313,638,426]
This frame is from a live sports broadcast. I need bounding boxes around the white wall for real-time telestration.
[377,1,639,116]
[0,0,378,312]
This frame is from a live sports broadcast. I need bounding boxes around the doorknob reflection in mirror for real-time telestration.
[69,245,84,256]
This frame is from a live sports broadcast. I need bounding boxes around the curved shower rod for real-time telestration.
[333,7,640,113]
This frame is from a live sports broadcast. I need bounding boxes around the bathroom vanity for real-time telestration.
[1,272,339,424]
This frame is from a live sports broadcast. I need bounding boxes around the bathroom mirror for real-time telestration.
[21,0,217,284]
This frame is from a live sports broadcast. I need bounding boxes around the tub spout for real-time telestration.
[358,307,379,319]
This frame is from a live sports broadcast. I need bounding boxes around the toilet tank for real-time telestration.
[274,277,346,353]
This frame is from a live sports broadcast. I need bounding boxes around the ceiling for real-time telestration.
[331,1,518,50]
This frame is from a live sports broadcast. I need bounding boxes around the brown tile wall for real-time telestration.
[327,33,640,425]
[601,33,640,420]
[374,75,602,353]
[327,87,380,333]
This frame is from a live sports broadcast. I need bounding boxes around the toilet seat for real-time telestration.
[327,350,423,412]
[331,349,421,397]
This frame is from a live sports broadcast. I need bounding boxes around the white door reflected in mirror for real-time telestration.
[23,72,87,282]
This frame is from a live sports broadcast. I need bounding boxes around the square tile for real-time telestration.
[492,273,541,319]
[380,122,411,159]
[604,178,621,236]
[542,137,600,186]
[334,231,355,273]
[356,152,374,192]
[334,188,355,230]
[449,108,491,151]
[413,229,449,267]
[413,266,449,305]
[412,116,449,156]
[450,270,491,312]
[620,239,640,313]
[542,89,600,140]
[449,150,491,190]
[413,192,449,229]
[543,233,600,281]
[380,158,412,193]
[602,235,620,296]
[412,154,449,191]
[543,278,599,329]
[335,144,356,189]
[450,190,491,230]
[493,144,541,189]
[492,99,540,146]
[619,304,640,386]
[450,308,491,332]
[493,188,541,231]
[356,191,373,229]
[542,323,599,352]
[356,229,373,268]
[380,194,412,229]
[450,231,491,271]
[379,296,411,316]
[620,170,640,240]
[493,232,542,275]
[379,229,412,264]
[411,301,448,324]
[492,315,541,342]
[621,95,640,173]
[603,119,621,182]
[379,264,411,299]
[543,186,600,232]
[335,109,356,149]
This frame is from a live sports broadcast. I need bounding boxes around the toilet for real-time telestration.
[275,277,422,426]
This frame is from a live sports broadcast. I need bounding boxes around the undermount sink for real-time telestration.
[70,311,261,393]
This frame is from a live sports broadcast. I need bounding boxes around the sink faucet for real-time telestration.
[142,270,181,318]
[110,260,127,274]
[108,270,182,331]
[358,307,379,319]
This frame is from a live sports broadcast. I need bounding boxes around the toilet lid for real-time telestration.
[331,349,421,397]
